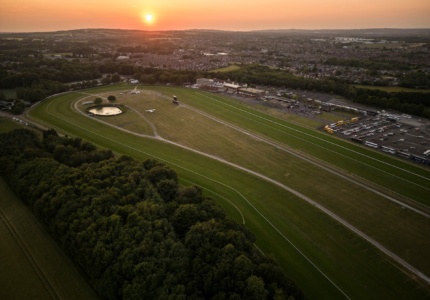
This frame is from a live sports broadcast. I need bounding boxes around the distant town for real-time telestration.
[1,28,429,85]
[1,28,429,118]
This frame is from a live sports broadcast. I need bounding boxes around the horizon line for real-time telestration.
[1,27,430,34]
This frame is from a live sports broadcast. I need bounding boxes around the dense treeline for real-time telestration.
[0,60,102,89]
[116,41,176,55]
[399,71,430,89]
[324,57,412,71]
[324,58,430,88]
[213,65,355,96]
[353,88,430,117]
[0,59,103,103]
[0,128,304,300]
[3,57,428,117]
[0,56,200,103]
[214,65,430,118]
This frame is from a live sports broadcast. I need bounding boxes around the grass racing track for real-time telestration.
[28,85,430,299]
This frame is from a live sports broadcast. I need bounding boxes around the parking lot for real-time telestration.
[220,88,430,166]
[329,112,430,165]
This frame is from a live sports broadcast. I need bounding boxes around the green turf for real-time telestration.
[0,117,23,133]
[209,64,242,73]
[27,85,430,299]
[0,177,98,300]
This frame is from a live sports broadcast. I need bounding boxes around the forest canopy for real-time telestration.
[0,128,304,300]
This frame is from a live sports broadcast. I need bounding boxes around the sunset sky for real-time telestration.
[1,0,429,32]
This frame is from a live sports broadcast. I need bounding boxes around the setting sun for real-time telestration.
[143,14,154,25]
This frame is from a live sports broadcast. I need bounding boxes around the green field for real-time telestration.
[0,89,17,100]
[210,64,242,73]
[0,117,23,133]
[27,85,430,299]
[0,177,98,300]
[353,84,430,93]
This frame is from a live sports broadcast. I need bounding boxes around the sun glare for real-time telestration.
[143,13,154,25]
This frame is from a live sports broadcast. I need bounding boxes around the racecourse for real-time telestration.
[27,84,430,299]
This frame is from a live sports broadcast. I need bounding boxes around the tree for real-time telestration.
[245,276,268,300]
[94,97,102,105]
[24,88,46,103]
[11,100,26,115]
[107,95,116,104]
[111,74,121,83]
[101,76,111,85]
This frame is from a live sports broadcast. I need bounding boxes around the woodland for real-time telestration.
[0,128,304,300]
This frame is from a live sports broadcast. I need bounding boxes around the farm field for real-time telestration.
[27,85,430,299]
[0,177,98,300]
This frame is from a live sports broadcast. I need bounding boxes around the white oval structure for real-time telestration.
[89,106,123,116]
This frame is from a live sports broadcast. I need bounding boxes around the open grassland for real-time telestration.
[353,84,430,93]
[0,117,24,133]
[0,177,98,300]
[210,64,242,73]
[28,85,430,299]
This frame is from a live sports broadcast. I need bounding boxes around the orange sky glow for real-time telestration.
[1,0,429,32]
